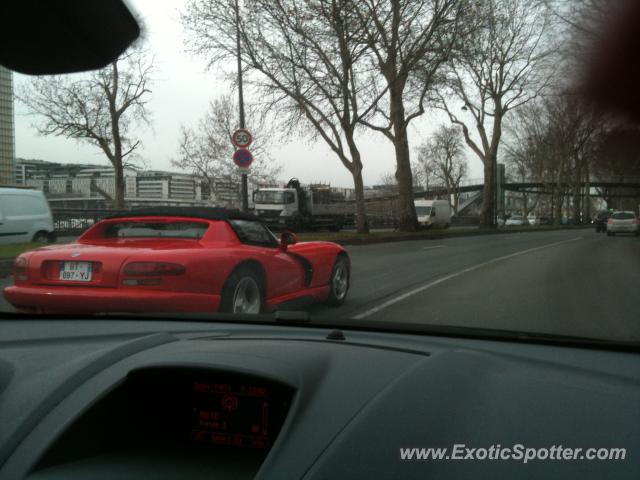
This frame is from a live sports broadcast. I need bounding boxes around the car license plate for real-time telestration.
[59,261,92,281]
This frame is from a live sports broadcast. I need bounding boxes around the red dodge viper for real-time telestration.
[3,208,350,315]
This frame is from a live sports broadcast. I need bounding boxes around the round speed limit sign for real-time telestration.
[231,128,253,148]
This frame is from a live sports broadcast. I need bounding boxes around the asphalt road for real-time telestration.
[308,228,640,343]
[1,229,638,342]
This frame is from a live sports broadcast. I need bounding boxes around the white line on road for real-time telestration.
[422,245,445,250]
[353,236,582,319]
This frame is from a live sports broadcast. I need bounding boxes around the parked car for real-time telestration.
[527,214,540,226]
[0,187,55,245]
[538,216,554,225]
[606,210,640,236]
[505,215,528,226]
[594,211,611,233]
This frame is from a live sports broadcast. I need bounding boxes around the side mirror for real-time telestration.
[280,231,298,250]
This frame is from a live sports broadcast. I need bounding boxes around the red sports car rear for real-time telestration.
[3,208,350,315]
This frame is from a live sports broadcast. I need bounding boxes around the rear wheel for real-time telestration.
[220,266,264,314]
[32,231,50,243]
[327,255,350,306]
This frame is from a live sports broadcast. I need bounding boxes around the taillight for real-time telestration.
[13,257,28,282]
[608,218,614,224]
[123,262,186,276]
[633,219,639,225]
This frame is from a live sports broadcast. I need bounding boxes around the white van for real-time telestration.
[415,199,452,228]
[0,188,55,245]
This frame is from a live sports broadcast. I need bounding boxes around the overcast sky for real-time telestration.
[12,0,485,188]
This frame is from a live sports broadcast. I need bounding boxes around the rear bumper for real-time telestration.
[3,285,220,314]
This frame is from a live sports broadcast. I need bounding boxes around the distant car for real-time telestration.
[505,215,528,226]
[0,187,55,245]
[594,211,611,233]
[527,215,539,226]
[606,211,640,236]
[538,216,553,225]
[3,208,351,314]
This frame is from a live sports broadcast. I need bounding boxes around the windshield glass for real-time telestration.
[254,191,286,204]
[612,212,634,220]
[2,0,640,346]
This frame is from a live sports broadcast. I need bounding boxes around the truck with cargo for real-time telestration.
[253,179,349,231]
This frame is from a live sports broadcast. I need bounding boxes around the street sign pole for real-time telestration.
[235,0,248,212]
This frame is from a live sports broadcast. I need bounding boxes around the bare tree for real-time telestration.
[417,125,468,213]
[378,161,424,195]
[503,104,548,216]
[182,0,387,233]
[17,50,153,208]
[434,0,555,227]
[354,0,469,231]
[377,172,399,195]
[172,94,281,204]
[505,94,605,223]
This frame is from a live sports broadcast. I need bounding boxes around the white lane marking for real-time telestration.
[422,245,445,250]
[353,236,582,319]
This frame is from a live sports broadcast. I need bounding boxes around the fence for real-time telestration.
[52,208,403,236]
[53,209,127,236]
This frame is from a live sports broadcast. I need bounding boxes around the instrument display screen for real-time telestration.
[190,381,271,449]
[126,369,293,452]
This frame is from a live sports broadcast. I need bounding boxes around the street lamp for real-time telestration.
[235,0,248,213]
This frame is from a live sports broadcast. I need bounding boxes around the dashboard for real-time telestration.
[0,318,638,479]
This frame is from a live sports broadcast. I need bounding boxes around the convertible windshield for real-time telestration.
[105,222,208,239]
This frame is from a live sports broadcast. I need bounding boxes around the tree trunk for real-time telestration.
[351,163,369,234]
[554,191,563,225]
[584,163,591,222]
[389,85,417,232]
[345,129,369,234]
[480,154,495,228]
[114,162,125,209]
[110,62,125,210]
[572,158,582,224]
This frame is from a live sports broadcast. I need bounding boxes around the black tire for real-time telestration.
[327,255,350,306]
[219,266,264,314]
[32,231,50,243]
